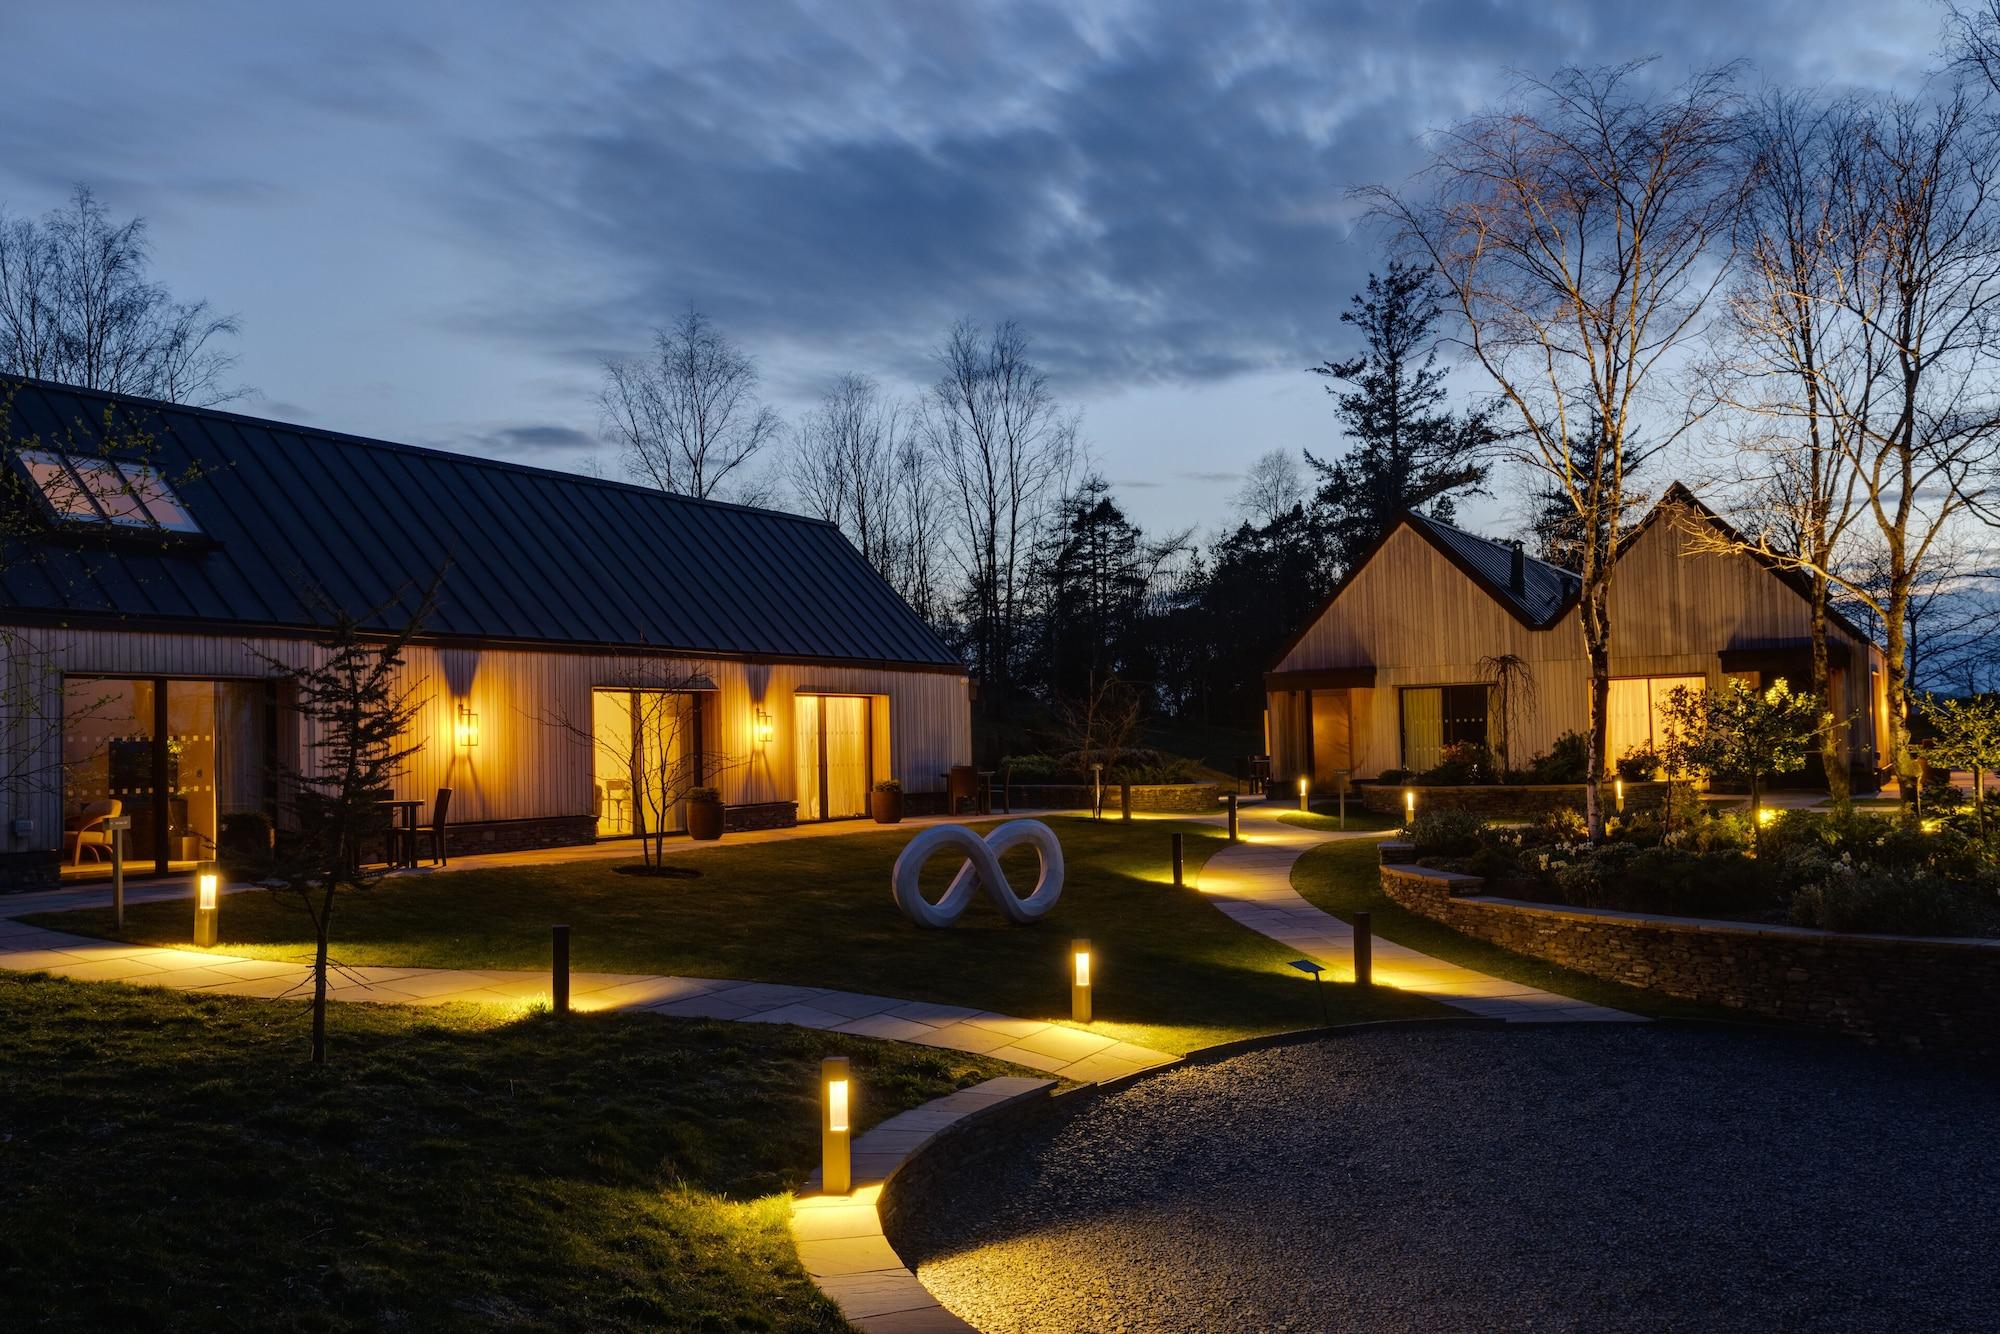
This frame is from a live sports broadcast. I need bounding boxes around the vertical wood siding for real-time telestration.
[9,626,970,852]
[1269,512,1883,779]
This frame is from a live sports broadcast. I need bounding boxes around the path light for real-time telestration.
[1297,775,1310,812]
[1353,910,1374,987]
[551,924,571,1015]
[821,1057,852,1194]
[1403,788,1416,823]
[1288,958,1329,1027]
[1071,938,1093,1023]
[1171,832,1184,889]
[1615,778,1626,814]
[1227,792,1240,842]
[193,860,220,948]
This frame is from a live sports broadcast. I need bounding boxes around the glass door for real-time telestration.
[591,689,692,841]
[794,694,872,820]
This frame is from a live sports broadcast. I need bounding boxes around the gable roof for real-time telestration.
[0,377,963,670]
[1270,508,1580,669]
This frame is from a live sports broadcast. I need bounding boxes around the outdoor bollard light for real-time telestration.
[106,814,131,931]
[1615,778,1626,813]
[1403,788,1416,823]
[1298,775,1310,812]
[1171,831,1184,889]
[1071,938,1093,1023]
[193,861,220,948]
[1120,781,1132,821]
[821,1056,852,1195]
[552,924,571,1015]
[1227,792,1240,842]
[1353,910,1373,987]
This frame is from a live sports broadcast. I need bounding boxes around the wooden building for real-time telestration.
[1264,486,1889,789]
[0,378,969,887]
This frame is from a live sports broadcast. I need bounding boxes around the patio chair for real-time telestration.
[64,799,122,865]
[427,787,453,866]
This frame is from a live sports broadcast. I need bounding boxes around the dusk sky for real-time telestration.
[0,0,1948,537]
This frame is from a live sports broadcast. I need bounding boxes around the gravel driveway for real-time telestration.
[894,1024,2000,1332]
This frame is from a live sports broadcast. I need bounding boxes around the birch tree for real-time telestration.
[1372,62,1745,838]
[599,306,781,501]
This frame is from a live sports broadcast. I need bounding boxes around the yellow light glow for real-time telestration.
[197,869,219,911]
[1614,778,1625,807]
[1922,817,1943,834]
[755,708,775,746]
[1297,776,1308,795]
[1403,789,1415,818]
[1073,947,1091,988]
[454,702,480,749]
[1756,806,1777,825]
[827,1078,849,1133]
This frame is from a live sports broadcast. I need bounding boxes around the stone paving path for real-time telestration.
[0,910,1177,1082]
[1197,806,1638,1023]
[793,1076,1054,1333]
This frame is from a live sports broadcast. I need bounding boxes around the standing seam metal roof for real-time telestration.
[0,378,964,669]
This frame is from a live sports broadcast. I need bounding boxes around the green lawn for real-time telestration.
[32,817,1441,1054]
[1289,840,1722,1019]
[1279,807,1402,834]
[0,971,1007,1332]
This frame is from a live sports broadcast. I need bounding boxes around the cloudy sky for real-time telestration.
[0,0,1950,536]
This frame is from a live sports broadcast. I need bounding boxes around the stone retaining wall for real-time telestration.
[998,782,1221,814]
[1360,781,1667,818]
[1380,864,2000,1060]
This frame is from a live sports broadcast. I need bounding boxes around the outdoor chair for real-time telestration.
[64,799,122,865]
[428,787,453,866]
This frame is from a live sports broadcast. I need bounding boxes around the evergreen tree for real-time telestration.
[1030,474,1184,704]
[1526,415,1649,568]
[1307,262,1496,574]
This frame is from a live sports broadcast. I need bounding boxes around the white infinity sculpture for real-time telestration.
[891,819,1066,928]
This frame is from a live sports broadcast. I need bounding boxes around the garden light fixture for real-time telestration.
[454,702,480,749]
[1404,788,1416,822]
[1297,775,1309,811]
[821,1056,852,1194]
[1615,778,1625,813]
[1071,939,1093,1023]
[193,860,220,948]
[754,708,774,747]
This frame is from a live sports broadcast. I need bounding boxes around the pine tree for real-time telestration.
[1307,262,1496,574]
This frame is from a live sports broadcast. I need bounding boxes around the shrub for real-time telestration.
[872,779,902,793]
[1527,805,1588,847]
[687,786,721,802]
[1406,806,1487,857]
[1544,843,1775,917]
[999,753,1062,782]
[1376,767,1411,785]
[1789,864,1995,936]
[1615,744,1662,782]
[1421,742,1494,785]
[1525,731,1589,784]
[1111,756,1205,784]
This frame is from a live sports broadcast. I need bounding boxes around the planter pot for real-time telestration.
[686,799,725,842]
[871,789,904,824]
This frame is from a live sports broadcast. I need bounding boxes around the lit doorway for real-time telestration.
[795,694,872,820]
[591,688,698,841]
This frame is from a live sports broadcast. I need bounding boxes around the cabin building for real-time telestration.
[1263,486,1889,790]
[0,378,969,889]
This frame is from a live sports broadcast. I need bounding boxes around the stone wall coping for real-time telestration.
[1382,862,1484,890]
[1459,892,2000,952]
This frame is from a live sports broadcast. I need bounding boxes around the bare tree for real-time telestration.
[1232,449,1308,527]
[924,319,1077,707]
[1687,91,1868,804]
[789,373,905,570]
[1372,62,1746,838]
[599,306,781,501]
[893,432,948,627]
[0,186,244,406]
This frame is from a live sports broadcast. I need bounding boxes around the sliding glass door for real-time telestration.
[591,689,696,840]
[794,694,872,821]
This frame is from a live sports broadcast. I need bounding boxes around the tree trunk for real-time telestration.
[1581,579,1612,841]
[311,897,330,1065]
[1809,576,1849,810]
[1883,562,1918,815]
[1750,771,1763,855]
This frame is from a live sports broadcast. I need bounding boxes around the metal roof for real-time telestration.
[0,378,964,670]
[1402,510,1578,626]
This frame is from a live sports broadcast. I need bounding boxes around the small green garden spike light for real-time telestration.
[193,861,220,948]
[1071,939,1093,1023]
[821,1056,852,1195]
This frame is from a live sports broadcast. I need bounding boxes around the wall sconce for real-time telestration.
[1297,775,1310,812]
[454,702,480,749]
[754,708,774,747]
[820,1056,852,1194]
[194,860,220,948]
[1071,938,1093,1023]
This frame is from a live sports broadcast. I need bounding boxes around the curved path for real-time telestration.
[0,911,1176,1082]
[1199,805,1637,1021]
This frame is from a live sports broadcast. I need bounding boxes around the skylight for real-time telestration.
[16,448,202,534]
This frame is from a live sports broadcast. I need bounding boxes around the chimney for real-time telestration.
[1509,542,1526,595]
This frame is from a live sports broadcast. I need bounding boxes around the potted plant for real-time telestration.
[871,778,904,825]
[685,786,725,841]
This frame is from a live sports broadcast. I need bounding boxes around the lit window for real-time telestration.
[15,448,201,534]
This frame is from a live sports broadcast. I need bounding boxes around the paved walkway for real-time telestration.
[0,910,1176,1082]
[793,1076,1054,1333]
[1197,806,1637,1022]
